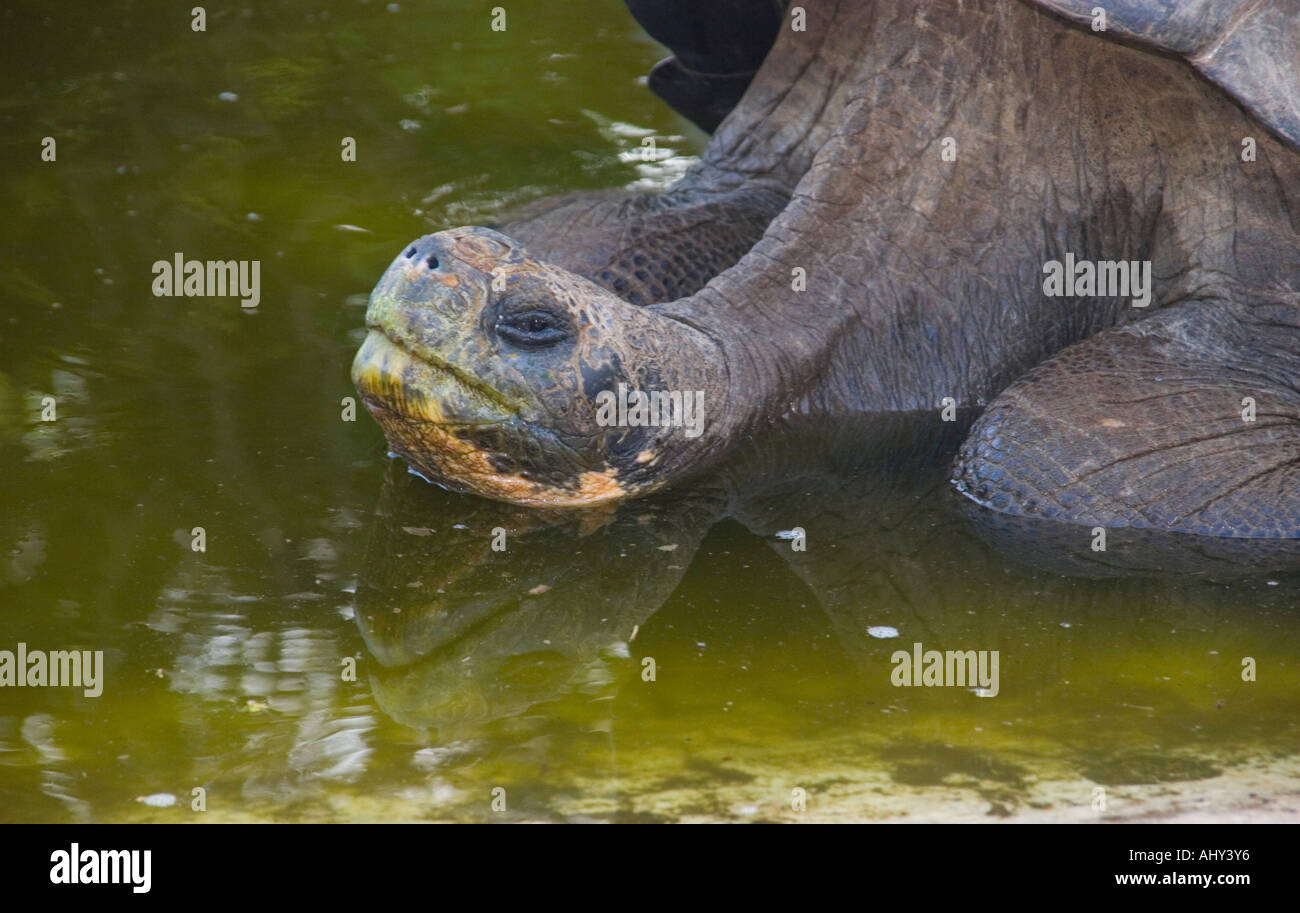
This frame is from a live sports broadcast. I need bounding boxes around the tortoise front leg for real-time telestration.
[951,295,1300,538]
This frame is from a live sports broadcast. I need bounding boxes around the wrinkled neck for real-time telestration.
[660,0,1177,432]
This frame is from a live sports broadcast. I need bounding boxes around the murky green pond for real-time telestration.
[2,0,1297,824]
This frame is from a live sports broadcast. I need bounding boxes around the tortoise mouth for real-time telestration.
[351,329,517,426]
[353,331,629,506]
[357,388,632,508]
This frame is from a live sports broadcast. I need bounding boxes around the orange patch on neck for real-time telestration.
[371,402,633,507]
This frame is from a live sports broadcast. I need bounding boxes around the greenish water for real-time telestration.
[1,0,1297,824]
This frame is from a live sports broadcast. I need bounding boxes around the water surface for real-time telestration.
[1,0,1297,823]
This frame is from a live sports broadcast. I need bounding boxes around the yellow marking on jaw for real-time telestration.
[366,397,633,507]
[353,330,518,420]
[573,468,627,502]
[635,450,656,464]
[416,429,630,506]
[352,336,447,423]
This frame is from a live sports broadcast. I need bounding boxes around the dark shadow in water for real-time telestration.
[961,499,1300,579]
[355,412,1299,740]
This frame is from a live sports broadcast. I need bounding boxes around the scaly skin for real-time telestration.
[353,228,728,506]
[354,0,1300,536]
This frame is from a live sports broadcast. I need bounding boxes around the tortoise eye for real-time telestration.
[496,308,573,348]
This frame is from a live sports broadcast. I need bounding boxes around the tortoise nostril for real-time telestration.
[404,246,417,258]
[425,254,440,270]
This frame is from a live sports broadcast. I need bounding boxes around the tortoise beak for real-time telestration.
[351,329,515,426]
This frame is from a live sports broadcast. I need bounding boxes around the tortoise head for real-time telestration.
[352,227,728,506]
